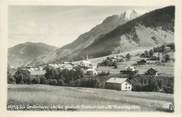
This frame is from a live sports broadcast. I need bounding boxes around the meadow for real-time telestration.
[8,84,173,111]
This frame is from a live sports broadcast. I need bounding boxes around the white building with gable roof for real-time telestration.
[105,77,132,91]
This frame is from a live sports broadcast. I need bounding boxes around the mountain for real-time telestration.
[46,6,174,62]
[8,42,57,67]
[22,6,175,65]
[36,10,140,63]
[78,6,175,58]
[121,9,139,20]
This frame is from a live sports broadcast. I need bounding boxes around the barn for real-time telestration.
[105,77,132,91]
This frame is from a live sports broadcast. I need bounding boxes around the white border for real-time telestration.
[0,0,182,117]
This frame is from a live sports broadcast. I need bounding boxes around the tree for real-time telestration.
[32,78,40,84]
[126,53,131,60]
[113,62,118,69]
[44,66,60,80]
[8,71,16,84]
[144,50,150,58]
[149,49,154,58]
[48,79,58,85]
[163,54,170,62]
[14,68,31,84]
[40,76,49,84]
[57,79,65,86]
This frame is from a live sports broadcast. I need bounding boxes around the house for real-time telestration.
[85,68,98,76]
[105,77,132,91]
[131,73,174,93]
[126,66,136,71]
[146,60,159,64]
[133,74,155,86]
[145,68,158,75]
[63,63,73,70]
[80,60,93,68]
[28,69,46,79]
[120,66,138,76]
[29,70,46,76]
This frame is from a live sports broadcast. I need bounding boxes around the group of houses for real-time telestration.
[21,59,98,78]
[105,67,173,93]
[137,51,174,65]
[12,57,173,93]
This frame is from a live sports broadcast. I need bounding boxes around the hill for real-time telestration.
[8,42,57,67]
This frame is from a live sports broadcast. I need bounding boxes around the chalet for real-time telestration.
[80,60,93,68]
[146,60,159,64]
[145,68,158,76]
[29,70,46,76]
[133,74,156,86]
[120,66,137,76]
[29,69,46,78]
[62,64,73,70]
[126,66,136,71]
[105,77,132,91]
[85,68,98,76]
[131,73,174,93]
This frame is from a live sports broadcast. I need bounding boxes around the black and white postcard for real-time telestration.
[0,0,182,117]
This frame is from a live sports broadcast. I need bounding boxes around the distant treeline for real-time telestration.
[8,66,109,88]
[140,43,174,59]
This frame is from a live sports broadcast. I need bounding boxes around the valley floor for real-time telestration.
[7,84,174,111]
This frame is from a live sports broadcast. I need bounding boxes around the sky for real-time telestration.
[8,6,162,48]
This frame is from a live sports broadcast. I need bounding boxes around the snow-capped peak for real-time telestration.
[120,9,139,20]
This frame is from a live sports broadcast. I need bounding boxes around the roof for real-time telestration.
[146,68,158,72]
[86,69,97,72]
[81,60,91,64]
[106,77,128,84]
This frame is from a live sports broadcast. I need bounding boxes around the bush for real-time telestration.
[72,78,97,88]
[40,76,49,84]
[162,54,170,62]
[8,72,16,84]
[113,62,118,68]
[32,78,40,84]
[163,87,174,94]
[125,53,131,60]
[48,79,58,85]
[57,79,65,86]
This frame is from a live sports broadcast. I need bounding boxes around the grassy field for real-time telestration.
[8,84,174,111]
